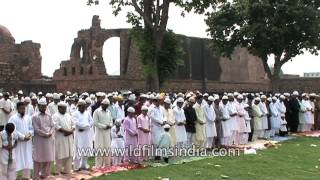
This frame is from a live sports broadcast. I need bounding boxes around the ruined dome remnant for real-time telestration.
[0,25,15,44]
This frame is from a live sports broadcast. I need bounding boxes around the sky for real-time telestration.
[0,0,319,76]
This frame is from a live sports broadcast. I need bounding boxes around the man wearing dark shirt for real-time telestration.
[288,92,300,133]
[91,92,105,116]
[184,97,197,147]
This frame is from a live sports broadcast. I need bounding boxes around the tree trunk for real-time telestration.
[272,54,283,81]
[146,62,160,91]
[272,64,281,81]
[145,32,163,92]
[261,57,273,80]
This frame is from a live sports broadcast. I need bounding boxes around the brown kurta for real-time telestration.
[32,113,55,162]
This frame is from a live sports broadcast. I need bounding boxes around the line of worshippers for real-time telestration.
[0,90,319,179]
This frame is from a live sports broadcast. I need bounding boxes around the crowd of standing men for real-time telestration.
[0,90,319,179]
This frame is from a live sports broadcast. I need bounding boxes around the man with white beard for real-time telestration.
[73,99,94,171]
[204,96,216,149]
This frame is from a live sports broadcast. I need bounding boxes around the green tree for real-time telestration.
[206,0,320,81]
[88,0,218,91]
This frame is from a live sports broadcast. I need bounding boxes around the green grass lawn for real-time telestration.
[94,137,320,180]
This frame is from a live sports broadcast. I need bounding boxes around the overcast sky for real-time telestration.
[0,0,319,76]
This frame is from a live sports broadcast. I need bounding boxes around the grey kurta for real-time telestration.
[32,112,55,162]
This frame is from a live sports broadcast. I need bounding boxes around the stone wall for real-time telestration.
[0,25,42,81]
[53,16,269,93]
[0,79,56,94]
[274,78,320,93]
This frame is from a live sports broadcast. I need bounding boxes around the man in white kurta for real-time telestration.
[0,123,24,180]
[220,96,231,146]
[227,95,238,145]
[0,93,13,131]
[48,93,60,116]
[173,98,187,148]
[278,95,288,135]
[28,96,39,117]
[73,99,94,170]
[304,96,314,132]
[259,96,269,138]
[269,97,280,137]
[163,98,176,146]
[252,98,263,141]
[298,96,307,132]
[149,97,166,146]
[52,101,75,175]
[204,96,216,149]
[235,95,247,145]
[8,102,33,179]
[93,98,113,168]
[193,95,206,149]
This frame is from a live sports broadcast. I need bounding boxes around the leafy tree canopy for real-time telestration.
[206,0,320,80]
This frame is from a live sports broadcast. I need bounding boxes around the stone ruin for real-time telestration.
[0,25,55,93]
[53,15,269,92]
[2,16,320,93]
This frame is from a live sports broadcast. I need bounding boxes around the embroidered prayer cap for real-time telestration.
[57,101,67,107]
[31,95,37,100]
[222,96,228,100]
[208,96,215,102]
[188,97,196,103]
[128,94,136,101]
[85,97,92,104]
[292,91,299,96]
[164,98,171,104]
[237,95,243,99]
[18,90,23,95]
[53,93,60,100]
[164,124,170,129]
[38,98,47,105]
[141,105,149,111]
[101,98,110,105]
[177,97,184,103]
[127,107,135,113]
[78,99,86,106]
[24,97,31,103]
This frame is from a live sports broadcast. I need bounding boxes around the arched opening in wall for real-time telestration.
[89,66,93,75]
[103,37,120,76]
[80,66,84,75]
[80,47,84,59]
[63,68,67,76]
[72,67,75,75]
